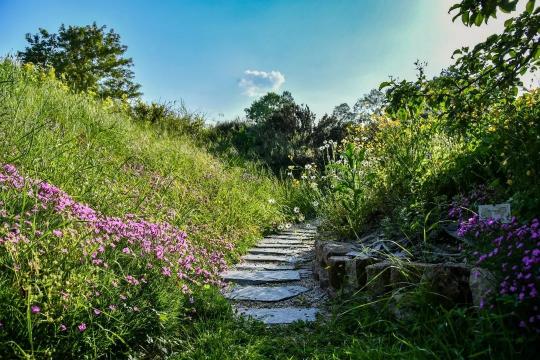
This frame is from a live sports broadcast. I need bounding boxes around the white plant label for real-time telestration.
[478,203,511,223]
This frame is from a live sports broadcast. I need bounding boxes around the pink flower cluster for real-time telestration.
[0,164,228,292]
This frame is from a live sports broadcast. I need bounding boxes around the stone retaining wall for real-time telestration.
[313,240,494,306]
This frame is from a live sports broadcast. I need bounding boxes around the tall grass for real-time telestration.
[0,60,289,358]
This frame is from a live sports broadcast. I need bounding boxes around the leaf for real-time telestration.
[379,81,391,90]
[504,18,514,28]
[461,12,470,25]
[526,0,536,14]
[474,13,484,26]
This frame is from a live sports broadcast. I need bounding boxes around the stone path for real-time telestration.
[221,223,326,325]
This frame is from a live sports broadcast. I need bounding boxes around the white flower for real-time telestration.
[305,164,312,170]
[323,140,328,145]
[268,198,276,204]
[318,146,325,151]
[310,176,316,180]
[278,224,285,230]
[285,223,292,229]
[298,214,305,221]
[301,174,307,179]
[287,172,293,177]
[312,201,319,207]
[293,207,300,213]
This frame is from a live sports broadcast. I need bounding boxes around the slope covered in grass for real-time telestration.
[0,60,288,358]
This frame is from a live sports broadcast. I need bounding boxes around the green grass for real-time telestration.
[0,60,287,254]
[164,288,532,360]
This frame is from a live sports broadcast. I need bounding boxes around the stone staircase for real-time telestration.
[220,223,326,325]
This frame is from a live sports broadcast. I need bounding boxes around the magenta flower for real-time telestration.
[52,229,63,238]
[30,305,41,314]
[93,308,101,316]
[78,323,87,332]
[59,324,67,332]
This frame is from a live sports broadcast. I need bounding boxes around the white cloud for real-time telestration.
[238,69,285,97]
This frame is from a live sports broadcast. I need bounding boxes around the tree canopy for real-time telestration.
[18,23,141,100]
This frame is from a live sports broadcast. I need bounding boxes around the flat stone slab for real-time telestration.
[242,254,296,263]
[249,248,294,255]
[222,270,300,284]
[267,235,314,239]
[255,243,312,249]
[234,262,296,271]
[259,239,314,246]
[237,307,319,324]
[225,285,309,301]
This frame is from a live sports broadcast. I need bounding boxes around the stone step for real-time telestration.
[242,254,296,263]
[221,270,300,285]
[267,234,314,239]
[236,307,319,324]
[255,243,312,249]
[258,239,314,246]
[234,262,297,271]
[249,247,312,256]
[225,285,309,302]
[249,248,295,255]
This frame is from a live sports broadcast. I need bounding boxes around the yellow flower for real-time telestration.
[507,179,513,186]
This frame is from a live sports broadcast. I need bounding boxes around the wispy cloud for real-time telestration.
[238,69,285,97]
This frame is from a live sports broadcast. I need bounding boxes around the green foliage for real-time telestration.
[161,289,535,359]
[18,23,141,100]
[0,60,291,358]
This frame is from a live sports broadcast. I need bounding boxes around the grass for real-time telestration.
[0,60,287,254]
[164,288,533,360]
[0,60,293,358]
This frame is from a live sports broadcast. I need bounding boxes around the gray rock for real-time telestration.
[344,254,377,292]
[234,262,296,271]
[365,261,394,295]
[255,243,312,249]
[469,267,497,308]
[225,285,309,301]
[222,270,300,284]
[242,254,296,263]
[315,240,358,264]
[259,239,313,246]
[236,307,319,324]
[249,248,295,255]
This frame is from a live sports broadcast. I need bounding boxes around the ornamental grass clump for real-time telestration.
[458,215,540,333]
[0,164,227,357]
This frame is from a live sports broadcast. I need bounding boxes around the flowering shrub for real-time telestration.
[458,215,540,333]
[0,164,227,357]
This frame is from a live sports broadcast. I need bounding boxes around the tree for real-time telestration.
[18,23,141,100]
[382,0,539,128]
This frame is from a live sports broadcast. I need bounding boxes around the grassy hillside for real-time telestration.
[0,60,289,358]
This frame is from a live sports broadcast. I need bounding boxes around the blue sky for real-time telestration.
[0,0,510,121]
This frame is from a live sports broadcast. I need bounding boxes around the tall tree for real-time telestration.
[18,23,141,100]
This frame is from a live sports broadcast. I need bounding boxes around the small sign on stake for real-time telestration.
[478,203,511,223]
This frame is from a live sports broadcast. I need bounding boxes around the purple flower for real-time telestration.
[52,229,63,238]
[78,323,87,332]
[93,308,101,316]
[59,324,67,332]
[31,305,41,314]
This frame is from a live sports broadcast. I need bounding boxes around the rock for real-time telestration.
[327,256,350,289]
[312,261,330,288]
[389,262,435,289]
[242,254,296,263]
[259,239,313,246]
[255,243,312,249]
[315,240,358,264]
[421,263,471,305]
[249,248,296,256]
[344,254,377,292]
[469,267,497,308]
[365,261,394,295]
[221,270,300,285]
[234,262,296,271]
[225,285,309,302]
[236,307,318,324]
